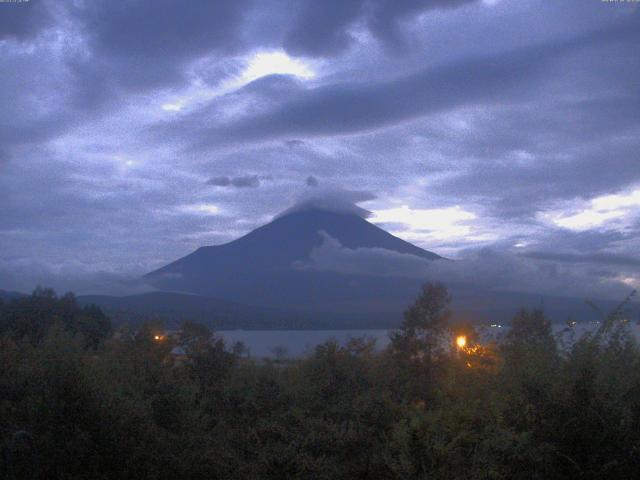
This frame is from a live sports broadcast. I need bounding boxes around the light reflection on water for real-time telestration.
[217,323,640,358]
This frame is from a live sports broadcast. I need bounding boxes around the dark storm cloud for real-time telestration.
[0,47,84,162]
[284,0,365,57]
[189,48,547,144]
[207,175,261,188]
[75,0,251,89]
[180,17,640,149]
[83,0,248,58]
[285,140,305,148]
[283,0,479,57]
[367,0,479,49]
[0,124,65,163]
[306,176,319,187]
[0,150,8,171]
[431,124,640,220]
[0,0,52,41]
[430,97,640,164]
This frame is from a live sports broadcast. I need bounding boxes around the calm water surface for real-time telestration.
[217,323,640,358]
[217,329,391,358]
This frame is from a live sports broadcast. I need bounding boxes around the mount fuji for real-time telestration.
[71,202,636,329]
[144,206,441,316]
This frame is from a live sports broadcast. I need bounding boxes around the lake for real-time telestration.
[217,329,392,358]
[217,322,640,358]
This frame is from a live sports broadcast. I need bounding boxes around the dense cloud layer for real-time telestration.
[0,0,52,41]
[207,175,262,188]
[283,0,480,57]
[299,233,638,301]
[0,0,638,297]
[276,189,376,219]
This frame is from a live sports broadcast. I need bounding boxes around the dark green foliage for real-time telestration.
[390,282,452,403]
[1,284,639,479]
[0,287,111,348]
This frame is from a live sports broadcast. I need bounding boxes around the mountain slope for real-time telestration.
[148,208,440,275]
[144,208,441,310]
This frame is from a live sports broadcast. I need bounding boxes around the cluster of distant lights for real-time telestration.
[451,316,637,369]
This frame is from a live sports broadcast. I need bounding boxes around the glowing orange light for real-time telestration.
[154,335,162,341]
[456,335,467,349]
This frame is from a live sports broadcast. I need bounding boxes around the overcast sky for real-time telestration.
[0,0,638,297]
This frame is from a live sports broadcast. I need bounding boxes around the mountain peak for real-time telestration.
[275,191,374,220]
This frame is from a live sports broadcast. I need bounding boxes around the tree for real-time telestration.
[0,288,111,348]
[390,282,451,402]
[77,304,112,349]
[505,308,554,347]
[179,320,213,353]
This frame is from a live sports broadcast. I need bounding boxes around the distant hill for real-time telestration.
[77,291,400,330]
[452,288,639,326]
[0,289,27,301]
[4,287,636,331]
[77,288,639,330]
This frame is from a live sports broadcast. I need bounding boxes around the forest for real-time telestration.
[1,285,639,479]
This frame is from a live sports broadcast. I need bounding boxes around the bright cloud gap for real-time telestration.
[371,205,476,241]
[159,50,315,113]
[543,187,640,232]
